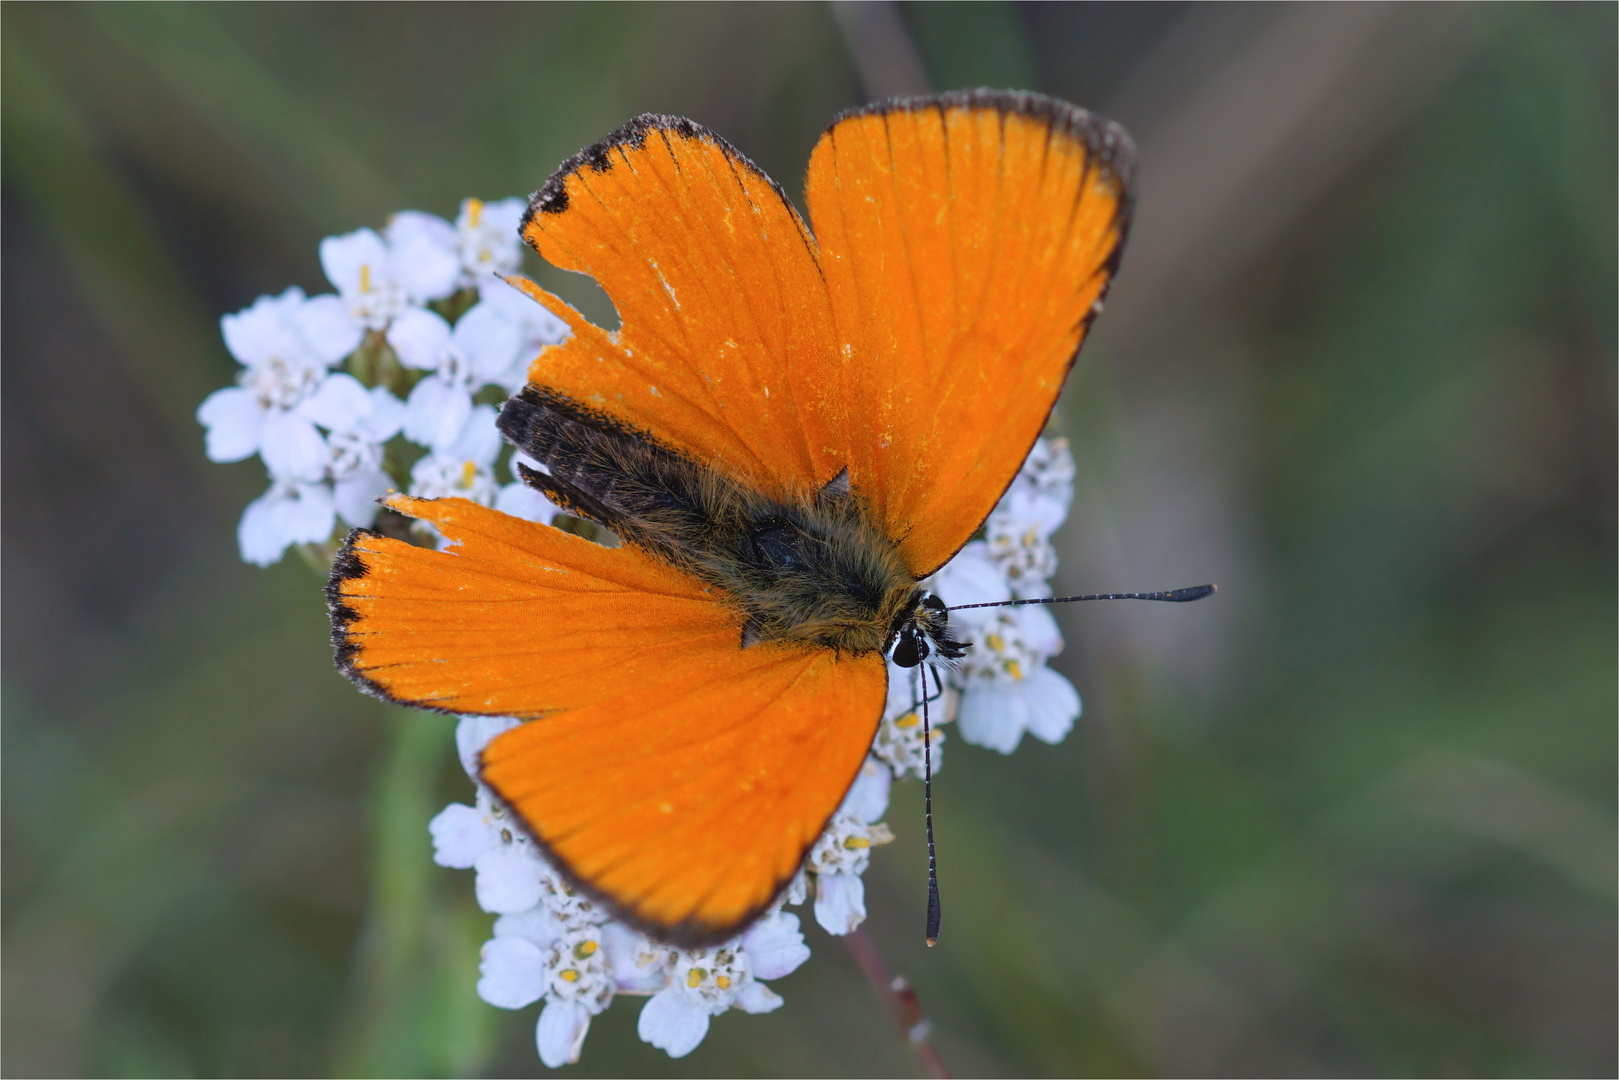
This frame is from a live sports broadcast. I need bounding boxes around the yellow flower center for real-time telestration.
[461,460,478,487]
[574,940,598,959]
[359,263,372,294]
[986,633,1006,652]
[843,835,870,850]
[687,968,706,988]
[716,975,731,990]
[895,711,919,729]
[466,197,484,229]
[558,968,579,983]
[1005,659,1023,680]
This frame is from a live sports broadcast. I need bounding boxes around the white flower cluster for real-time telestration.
[428,439,1081,1068]
[196,198,567,566]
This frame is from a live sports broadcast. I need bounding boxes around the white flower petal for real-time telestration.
[259,411,330,482]
[536,999,592,1068]
[783,869,809,907]
[492,904,566,950]
[387,212,459,303]
[813,873,867,936]
[333,468,392,527]
[428,803,495,869]
[1021,667,1081,745]
[456,198,526,286]
[409,448,498,506]
[453,302,522,382]
[495,482,560,525]
[601,923,667,995]
[403,377,473,452]
[957,686,1027,754]
[292,293,363,363]
[446,403,503,467]
[480,197,526,237]
[734,980,784,1015]
[481,275,570,346]
[1012,603,1063,657]
[360,386,406,442]
[197,387,265,462]
[476,276,536,328]
[638,989,711,1059]
[839,758,891,824]
[392,236,461,303]
[272,482,337,546]
[237,488,291,567]
[478,274,533,316]
[296,373,372,431]
[477,934,548,1009]
[930,541,1012,619]
[386,307,453,371]
[740,912,810,980]
[221,288,305,367]
[474,843,545,913]
[456,715,522,779]
[320,229,389,295]
[997,484,1069,536]
[387,210,456,249]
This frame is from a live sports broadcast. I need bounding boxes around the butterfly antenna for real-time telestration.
[948,583,1216,611]
[922,668,941,947]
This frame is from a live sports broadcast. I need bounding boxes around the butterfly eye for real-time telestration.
[920,594,947,615]
[891,626,927,668]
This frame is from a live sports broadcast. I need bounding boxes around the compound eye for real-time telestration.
[891,628,924,668]
[920,593,947,614]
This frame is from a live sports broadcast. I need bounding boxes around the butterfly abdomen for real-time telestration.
[498,386,915,654]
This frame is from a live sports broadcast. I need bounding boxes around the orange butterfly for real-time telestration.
[328,90,1135,948]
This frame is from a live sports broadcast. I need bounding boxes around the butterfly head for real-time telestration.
[888,592,969,669]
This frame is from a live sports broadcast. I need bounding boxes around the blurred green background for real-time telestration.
[4,3,1614,1077]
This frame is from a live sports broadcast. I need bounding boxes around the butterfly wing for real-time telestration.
[510,115,845,500]
[328,497,885,944]
[805,90,1135,576]
[508,95,1131,576]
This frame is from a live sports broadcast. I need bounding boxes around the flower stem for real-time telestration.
[843,928,951,1079]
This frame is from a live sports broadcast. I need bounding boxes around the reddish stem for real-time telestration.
[844,928,951,1079]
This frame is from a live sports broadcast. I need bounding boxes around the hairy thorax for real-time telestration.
[498,387,921,655]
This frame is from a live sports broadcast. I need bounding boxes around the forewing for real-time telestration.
[327,496,886,945]
[513,115,844,499]
[805,90,1134,576]
[328,496,740,716]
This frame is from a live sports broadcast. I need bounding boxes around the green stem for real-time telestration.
[329,708,495,1077]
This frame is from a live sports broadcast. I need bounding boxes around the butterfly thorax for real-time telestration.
[499,387,922,654]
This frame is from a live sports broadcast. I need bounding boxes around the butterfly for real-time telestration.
[328,89,1138,949]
